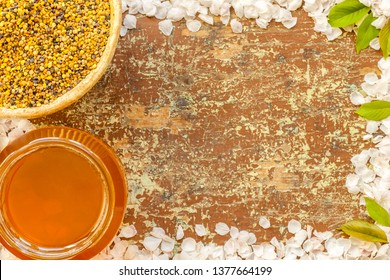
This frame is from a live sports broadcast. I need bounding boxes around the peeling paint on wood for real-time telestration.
[35,10,381,243]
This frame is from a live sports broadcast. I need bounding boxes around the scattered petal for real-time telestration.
[186,19,202,32]
[259,216,271,229]
[282,17,297,29]
[167,7,186,22]
[120,26,128,37]
[238,230,250,243]
[110,240,128,259]
[195,224,207,237]
[161,236,175,253]
[247,233,257,245]
[143,236,162,252]
[151,227,166,239]
[142,1,157,17]
[176,225,184,240]
[350,91,366,105]
[7,128,24,142]
[198,13,214,25]
[230,226,239,239]
[370,38,380,51]
[262,244,277,260]
[123,14,137,29]
[0,136,9,152]
[155,6,169,20]
[215,222,230,235]
[158,19,174,36]
[124,245,139,260]
[230,19,243,33]
[181,237,196,252]
[288,219,301,234]
[223,239,236,255]
[120,224,137,238]
[127,0,142,14]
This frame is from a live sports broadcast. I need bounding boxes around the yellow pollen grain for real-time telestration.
[0,0,110,109]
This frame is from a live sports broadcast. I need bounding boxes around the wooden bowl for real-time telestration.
[0,0,121,119]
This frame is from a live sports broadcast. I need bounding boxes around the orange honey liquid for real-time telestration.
[3,146,104,248]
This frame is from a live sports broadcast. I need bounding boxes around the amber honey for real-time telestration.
[4,146,105,247]
[0,127,127,259]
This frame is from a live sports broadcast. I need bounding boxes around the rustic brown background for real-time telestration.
[34,10,380,244]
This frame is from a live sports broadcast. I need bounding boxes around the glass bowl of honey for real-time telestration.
[0,126,127,259]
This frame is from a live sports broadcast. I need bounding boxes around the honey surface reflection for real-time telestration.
[4,146,104,247]
[0,127,128,259]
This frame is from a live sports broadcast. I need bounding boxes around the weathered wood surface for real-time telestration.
[35,10,381,244]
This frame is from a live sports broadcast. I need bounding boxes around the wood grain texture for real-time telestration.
[34,10,381,244]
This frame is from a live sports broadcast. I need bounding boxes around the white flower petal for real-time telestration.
[370,38,380,50]
[223,239,236,255]
[313,230,333,241]
[7,128,24,142]
[13,119,34,132]
[198,13,214,25]
[167,7,186,22]
[161,237,175,253]
[176,225,184,240]
[252,244,263,257]
[120,224,137,238]
[247,233,257,245]
[143,236,162,252]
[221,15,230,25]
[0,136,10,152]
[366,121,380,134]
[181,237,196,252]
[215,222,230,235]
[124,245,139,260]
[292,229,308,246]
[186,19,202,32]
[120,26,128,37]
[142,1,157,17]
[326,28,342,41]
[198,5,208,15]
[230,226,239,239]
[158,19,174,36]
[122,0,128,13]
[288,219,301,234]
[155,6,168,20]
[238,230,250,243]
[350,91,366,105]
[286,0,302,11]
[262,244,277,260]
[346,174,360,188]
[259,216,271,229]
[243,5,258,19]
[230,19,243,33]
[127,0,142,14]
[110,240,128,259]
[195,224,207,236]
[364,73,379,85]
[123,14,137,29]
[282,17,297,29]
[372,16,387,29]
[256,17,269,29]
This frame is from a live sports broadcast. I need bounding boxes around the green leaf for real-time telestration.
[328,0,371,28]
[365,197,390,227]
[338,220,388,243]
[379,19,390,58]
[356,13,380,53]
[356,100,390,121]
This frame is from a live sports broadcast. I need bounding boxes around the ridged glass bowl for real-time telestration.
[0,126,127,259]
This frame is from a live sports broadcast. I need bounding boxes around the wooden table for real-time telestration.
[34,9,380,245]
